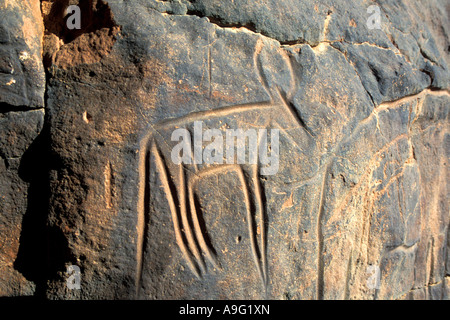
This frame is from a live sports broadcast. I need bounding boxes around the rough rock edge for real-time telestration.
[145,5,449,109]
[40,0,121,69]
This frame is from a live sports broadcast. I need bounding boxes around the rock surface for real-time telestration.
[0,0,45,296]
[0,0,45,109]
[0,0,449,299]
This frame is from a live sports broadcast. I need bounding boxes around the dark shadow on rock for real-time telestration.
[13,121,73,298]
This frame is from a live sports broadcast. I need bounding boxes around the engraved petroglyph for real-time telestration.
[135,40,304,294]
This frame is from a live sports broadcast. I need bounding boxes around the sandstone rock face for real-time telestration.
[0,0,45,296]
[0,0,45,109]
[0,0,449,299]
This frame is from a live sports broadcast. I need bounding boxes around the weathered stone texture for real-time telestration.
[0,0,449,299]
[0,109,44,296]
[0,0,45,296]
[0,0,45,109]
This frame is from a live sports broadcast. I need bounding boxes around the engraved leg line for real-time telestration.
[317,163,331,300]
[188,179,221,270]
[253,163,268,287]
[190,164,266,284]
[188,164,245,270]
[179,164,206,273]
[135,144,150,297]
[236,166,266,286]
[152,144,202,279]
